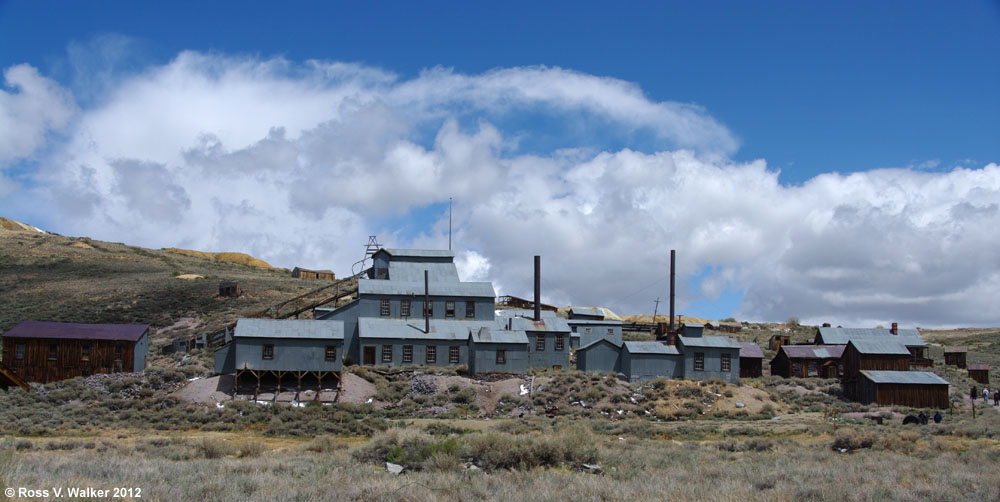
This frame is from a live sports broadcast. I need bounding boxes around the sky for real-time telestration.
[1,1,999,327]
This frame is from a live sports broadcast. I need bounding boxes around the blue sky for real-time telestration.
[1,1,999,326]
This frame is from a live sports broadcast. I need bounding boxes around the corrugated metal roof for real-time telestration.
[566,319,623,326]
[381,249,455,258]
[780,345,846,359]
[386,261,461,282]
[683,323,705,328]
[358,318,496,341]
[235,319,344,340]
[506,315,571,333]
[738,342,765,359]
[569,307,604,318]
[358,280,496,297]
[578,338,623,351]
[678,335,741,349]
[943,346,968,353]
[624,341,680,355]
[2,321,149,342]
[848,339,910,355]
[969,364,990,371]
[494,309,558,319]
[471,327,529,344]
[817,327,925,347]
[860,370,949,385]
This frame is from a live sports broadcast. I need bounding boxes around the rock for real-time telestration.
[386,462,404,475]
[735,401,745,408]
[409,376,438,396]
[581,463,604,474]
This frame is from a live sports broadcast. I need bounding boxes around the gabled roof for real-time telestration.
[359,318,495,341]
[969,364,990,371]
[569,307,604,318]
[624,341,680,355]
[235,319,344,340]
[816,327,925,347]
[379,249,455,258]
[860,370,949,385]
[847,339,910,355]
[470,326,529,345]
[383,261,461,282]
[578,338,623,351]
[678,335,741,350]
[943,346,968,353]
[293,267,334,273]
[2,321,149,342]
[780,345,845,360]
[358,280,495,298]
[495,309,558,319]
[738,342,765,359]
[505,315,571,333]
[682,323,705,329]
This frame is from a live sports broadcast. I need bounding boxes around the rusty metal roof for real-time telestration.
[780,344,845,359]
[848,339,910,355]
[860,370,949,385]
[969,364,990,371]
[738,342,765,359]
[943,346,968,353]
[2,321,148,342]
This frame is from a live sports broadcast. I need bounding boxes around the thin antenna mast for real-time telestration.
[448,198,452,251]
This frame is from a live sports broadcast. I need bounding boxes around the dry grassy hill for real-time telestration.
[0,217,328,346]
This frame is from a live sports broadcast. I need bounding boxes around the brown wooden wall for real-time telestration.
[969,369,989,385]
[842,345,911,381]
[944,353,966,368]
[740,358,762,378]
[770,352,842,379]
[857,380,949,409]
[1,338,136,383]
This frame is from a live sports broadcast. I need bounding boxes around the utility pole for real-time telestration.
[653,297,660,322]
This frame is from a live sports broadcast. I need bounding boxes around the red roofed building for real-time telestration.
[1,321,149,383]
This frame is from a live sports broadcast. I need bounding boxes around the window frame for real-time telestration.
[81,344,90,361]
[380,298,391,316]
[694,352,705,371]
[381,344,393,363]
[607,328,614,336]
[423,300,433,317]
[426,345,437,364]
[262,344,274,360]
[465,301,475,318]
[47,344,57,361]
[496,349,507,364]
[400,299,411,317]
[535,334,546,351]
[445,300,456,317]
[449,346,460,364]
[555,334,564,351]
[15,343,24,360]
[584,327,592,335]
[402,344,414,363]
[325,345,337,362]
[721,353,731,372]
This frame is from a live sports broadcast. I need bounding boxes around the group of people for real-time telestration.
[971,385,1000,406]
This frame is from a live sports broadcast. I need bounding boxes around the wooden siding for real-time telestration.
[857,380,949,409]
[842,344,911,399]
[969,369,989,385]
[769,352,842,379]
[740,357,762,378]
[2,337,138,383]
[944,352,967,368]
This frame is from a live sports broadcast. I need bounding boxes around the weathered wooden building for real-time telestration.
[1,321,149,383]
[815,325,930,366]
[219,280,241,297]
[968,364,990,385]
[575,339,622,374]
[292,267,335,280]
[769,334,791,351]
[856,370,950,408]
[738,342,764,378]
[943,346,968,368]
[214,318,344,393]
[769,345,845,379]
[841,340,912,400]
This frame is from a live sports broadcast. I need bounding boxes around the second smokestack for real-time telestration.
[424,269,430,334]
[669,250,676,332]
[534,255,541,322]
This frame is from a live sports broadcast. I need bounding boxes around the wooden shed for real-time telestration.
[769,345,845,379]
[738,342,764,378]
[219,280,241,297]
[769,334,791,351]
[292,267,335,280]
[1,321,149,383]
[943,346,967,368]
[842,340,912,400]
[968,364,990,385]
[857,370,950,409]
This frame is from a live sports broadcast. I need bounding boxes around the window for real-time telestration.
[114,344,123,359]
[607,328,614,336]
[15,344,24,360]
[445,301,456,317]
[721,354,731,372]
[81,344,90,361]
[449,346,460,364]
[555,334,564,351]
[426,345,437,364]
[536,335,546,351]
[571,326,577,333]
[402,345,413,363]
[401,299,411,317]
[807,361,818,377]
[47,344,57,361]
[465,301,475,318]
[496,350,507,364]
[325,345,337,361]
[382,344,393,363]
[423,300,433,317]
[380,298,391,316]
[262,344,274,360]
[694,352,705,371]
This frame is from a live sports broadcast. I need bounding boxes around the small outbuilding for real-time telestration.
[969,364,990,385]
[769,345,845,378]
[292,267,336,280]
[677,335,741,383]
[1,321,149,383]
[738,342,764,378]
[575,339,622,374]
[769,334,791,351]
[943,346,968,368]
[621,341,682,382]
[857,370,950,409]
[468,327,529,375]
[219,280,241,297]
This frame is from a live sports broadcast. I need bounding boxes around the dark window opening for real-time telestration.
[445,301,456,317]
[496,350,506,364]
[423,300,433,317]
[15,344,24,360]
[325,345,337,361]
[81,344,90,361]
[262,344,274,360]
[47,344,57,361]
[694,352,705,371]
[465,301,475,318]
[426,345,437,364]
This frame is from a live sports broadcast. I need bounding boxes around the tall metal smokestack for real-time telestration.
[534,255,541,322]
[669,250,676,332]
[424,270,430,334]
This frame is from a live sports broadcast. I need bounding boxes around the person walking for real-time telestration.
[984,387,990,404]
[972,385,978,401]
[994,388,999,407]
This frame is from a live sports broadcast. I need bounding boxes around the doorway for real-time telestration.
[363,346,375,365]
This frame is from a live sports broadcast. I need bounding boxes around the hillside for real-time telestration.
[0,218,329,345]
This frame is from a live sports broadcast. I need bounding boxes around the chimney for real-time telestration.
[507,318,512,330]
[891,322,897,335]
[534,255,541,322]
[669,250,676,332]
[424,270,430,334]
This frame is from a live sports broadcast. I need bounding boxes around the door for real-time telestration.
[363,346,375,365]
